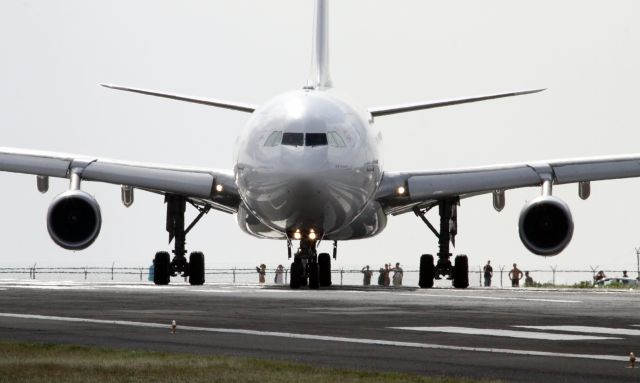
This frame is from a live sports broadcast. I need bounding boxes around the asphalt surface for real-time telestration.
[0,280,638,382]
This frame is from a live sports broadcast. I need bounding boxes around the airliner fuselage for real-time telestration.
[235,89,387,240]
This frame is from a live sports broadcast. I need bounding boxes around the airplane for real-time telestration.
[2,0,640,289]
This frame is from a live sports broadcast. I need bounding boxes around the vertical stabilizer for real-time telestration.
[307,0,332,89]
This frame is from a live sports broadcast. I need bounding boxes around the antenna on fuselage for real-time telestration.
[306,0,332,90]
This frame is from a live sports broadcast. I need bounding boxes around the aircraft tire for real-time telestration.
[419,254,435,288]
[290,261,302,289]
[452,254,469,289]
[308,261,319,289]
[188,251,205,286]
[318,253,332,287]
[153,251,171,285]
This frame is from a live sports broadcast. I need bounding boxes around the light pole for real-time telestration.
[635,247,640,280]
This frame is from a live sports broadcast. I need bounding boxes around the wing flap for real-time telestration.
[0,149,75,177]
[82,162,215,198]
[407,166,540,200]
[551,157,640,184]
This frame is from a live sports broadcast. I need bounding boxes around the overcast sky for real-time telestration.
[1,0,639,276]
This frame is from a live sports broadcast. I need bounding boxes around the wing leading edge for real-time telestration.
[377,155,640,215]
[0,147,240,213]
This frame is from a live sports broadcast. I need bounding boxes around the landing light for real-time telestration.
[215,184,224,193]
[293,230,302,240]
[309,231,317,240]
[397,186,406,195]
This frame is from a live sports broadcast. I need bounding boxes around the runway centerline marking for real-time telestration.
[0,312,626,362]
[389,326,620,341]
[397,293,580,303]
[515,325,640,336]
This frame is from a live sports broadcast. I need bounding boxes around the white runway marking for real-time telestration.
[389,326,619,341]
[397,293,580,303]
[516,325,640,336]
[0,312,627,362]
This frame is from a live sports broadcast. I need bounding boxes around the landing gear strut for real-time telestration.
[415,198,468,289]
[153,194,209,286]
[289,239,332,289]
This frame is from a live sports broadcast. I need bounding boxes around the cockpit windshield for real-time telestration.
[305,133,328,147]
[264,131,346,148]
[264,131,283,147]
[282,132,304,146]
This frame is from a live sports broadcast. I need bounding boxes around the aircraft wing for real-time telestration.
[376,154,640,215]
[0,147,240,213]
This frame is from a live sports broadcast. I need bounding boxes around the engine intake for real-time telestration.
[518,196,573,256]
[47,190,102,250]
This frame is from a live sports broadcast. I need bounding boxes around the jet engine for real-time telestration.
[47,190,102,250]
[518,196,573,256]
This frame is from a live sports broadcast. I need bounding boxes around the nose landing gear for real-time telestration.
[289,239,332,289]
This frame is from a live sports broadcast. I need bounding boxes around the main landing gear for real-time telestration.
[289,239,333,289]
[153,194,209,286]
[414,198,469,289]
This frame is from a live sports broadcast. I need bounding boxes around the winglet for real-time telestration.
[100,84,257,114]
[369,88,545,118]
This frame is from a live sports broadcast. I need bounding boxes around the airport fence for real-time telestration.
[0,265,636,287]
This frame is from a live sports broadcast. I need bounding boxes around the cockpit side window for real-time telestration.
[282,132,304,146]
[305,133,328,147]
[264,131,283,147]
[327,131,346,147]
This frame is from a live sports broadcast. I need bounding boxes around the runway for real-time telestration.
[0,280,638,382]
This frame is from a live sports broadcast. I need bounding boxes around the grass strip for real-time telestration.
[0,340,499,383]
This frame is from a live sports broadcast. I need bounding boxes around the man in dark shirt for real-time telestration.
[483,260,493,287]
[361,265,373,286]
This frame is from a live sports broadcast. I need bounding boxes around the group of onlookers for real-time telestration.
[483,260,534,287]
[361,263,404,287]
[256,264,285,284]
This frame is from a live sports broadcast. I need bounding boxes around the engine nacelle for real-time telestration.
[518,196,573,256]
[47,190,102,250]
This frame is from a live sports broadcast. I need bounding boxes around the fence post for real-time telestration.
[84,267,88,280]
[32,263,37,280]
[479,267,482,287]
[285,269,288,285]
[551,265,557,287]
[111,262,115,281]
[340,268,344,286]
[139,267,143,281]
[499,265,505,287]
[232,268,236,284]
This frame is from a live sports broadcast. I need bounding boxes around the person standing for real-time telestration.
[383,264,391,286]
[275,264,285,284]
[524,271,534,287]
[361,265,373,286]
[392,262,404,287]
[256,264,266,284]
[508,263,523,287]
[377,267,385,286]
[483,260,493,287]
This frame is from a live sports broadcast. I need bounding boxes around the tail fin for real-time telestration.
[307,0,332,89]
